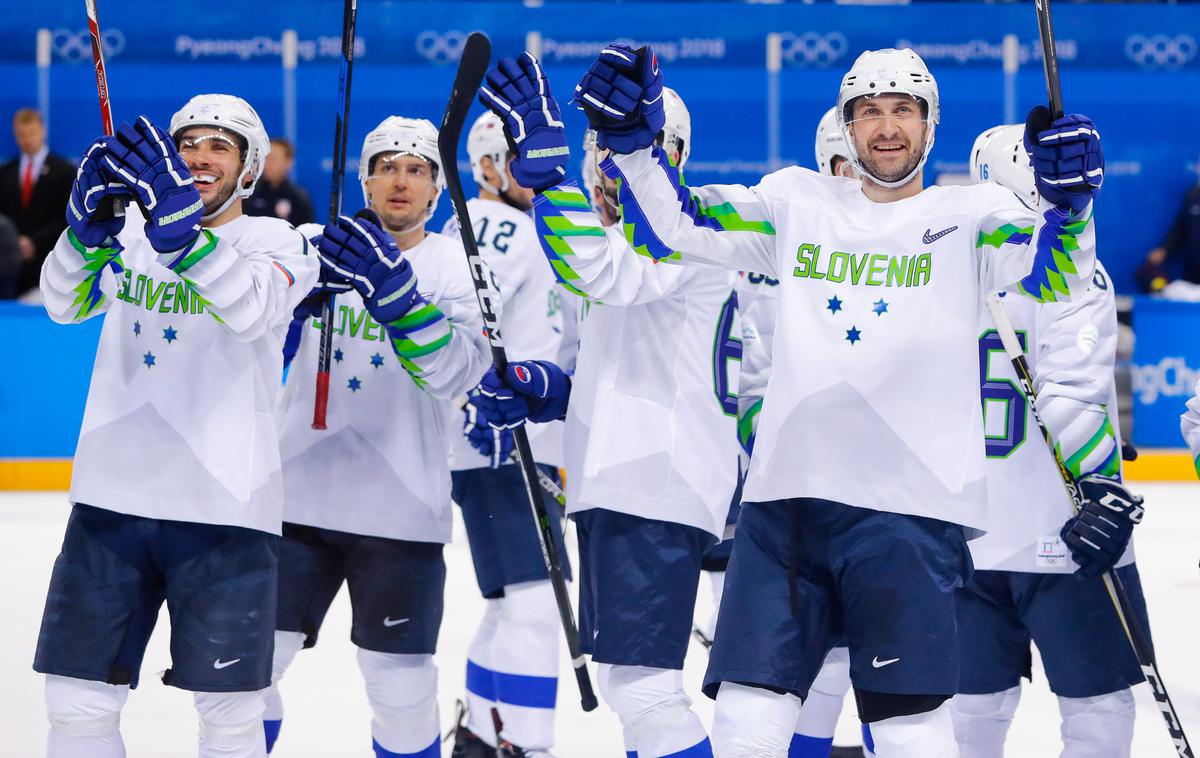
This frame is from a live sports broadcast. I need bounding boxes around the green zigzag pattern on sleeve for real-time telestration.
[694,199,777,235]
[537,187,605,300]
[386,303,453,386]
[1015,211,1091,304]
[66,228,125,320]
[976,224,1034,250]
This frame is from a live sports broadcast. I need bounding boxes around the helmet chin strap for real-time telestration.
[201,176,245,222]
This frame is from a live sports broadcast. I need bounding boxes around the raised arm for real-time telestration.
[982,110,1104,303]
[41,138,131,324]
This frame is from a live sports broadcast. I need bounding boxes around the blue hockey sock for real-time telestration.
[372,735,440,757]
[263,719,282,753]
[789,733,833,757]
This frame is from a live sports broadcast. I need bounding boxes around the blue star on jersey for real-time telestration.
[162,326,178,343]
[845,326,861,345]
[348,376,362,392]
[872,298,889,316]
[142,351,156,367]
[133,320,141,336]
[370,353,385,369]
[827,295,843,314]
[334,348,344,363]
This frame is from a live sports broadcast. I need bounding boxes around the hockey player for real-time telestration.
[265,117,491,757]
[476,60,741,758]
[558,44,1106,757]
[35,95,317,758]
[1184,380,1200,478]
[443,110,569,758]
[950,124,1147,758]
[814,106,859,180]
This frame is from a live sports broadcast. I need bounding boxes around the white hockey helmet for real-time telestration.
[970,123,1037,210]
[814,106,853,177]
[467,110,512,194]
[835,48,939,189]
[359,116,445,219]
[169,94,271,218]
[659,87,692,169]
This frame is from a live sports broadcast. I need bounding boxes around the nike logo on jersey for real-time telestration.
[922,226,958,245]
[213,658,241,670]
[383,617,410,627]
[872,656,900,668]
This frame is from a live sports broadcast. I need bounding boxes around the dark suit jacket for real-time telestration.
[0,151,74,292]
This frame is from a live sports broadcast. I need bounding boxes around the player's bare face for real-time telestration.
[177,127,245,215]
[848,94,927,184]
[367,153,437,231]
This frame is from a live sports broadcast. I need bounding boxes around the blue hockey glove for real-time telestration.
[291,255,352,322]
[66,137,134,248]
[574,44,665,155]
[476,360,572,431]
[478,52,570,191]
[1024,106,1103,214]
[102,117,204,255]
[316,210,421,324]
[1060,474,1144,578]
[464,389,515,468]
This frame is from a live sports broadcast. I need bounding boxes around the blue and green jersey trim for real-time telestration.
[534,185,603,300]
[1056,412,1121,479]
[65,228,125,320]
[979,209,1091,304]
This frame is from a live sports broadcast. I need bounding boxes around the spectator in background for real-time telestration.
[0,211,21,299]
[246,136,315,226]
[0,109,73,296]
[1135,164,1200,299]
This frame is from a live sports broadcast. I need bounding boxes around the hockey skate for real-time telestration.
[448,701,497,758]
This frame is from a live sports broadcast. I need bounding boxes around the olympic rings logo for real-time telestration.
[778,31,848,68]
[415,30,473,64]
[51,28,125,63]
[1125,34,1196,70]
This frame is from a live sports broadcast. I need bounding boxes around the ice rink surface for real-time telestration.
[2,482,1197,757]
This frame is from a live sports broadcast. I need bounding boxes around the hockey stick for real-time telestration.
[438,31,597,713]
[84,0,128,223]
[312,0,359,430]
[1031,5,1191,753]
[985,293,1193,757]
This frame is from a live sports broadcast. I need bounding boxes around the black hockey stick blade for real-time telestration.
[436,32,599,713]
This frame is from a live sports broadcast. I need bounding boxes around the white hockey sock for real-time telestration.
[1058,689,1134,758]
[262,630,304,752]
[712,681,801,757]
[869,701,959,758]
[45,674,129,758]
[598,664,712,758]
[949,687,1020,758]
[466,597,502,747]
[794,647,851,740]
[489,580,561,750]
[358,649,440,757]
[705,570,727,640]
[195,690,267,758]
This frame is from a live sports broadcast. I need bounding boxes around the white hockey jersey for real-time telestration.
[41,214,318,534]
[602,147,1097,529]
[441,198,565,469]
[277,229,491,543]
[971,261,1127,572]
[1182,380,1200,478]
[531,184,741,538]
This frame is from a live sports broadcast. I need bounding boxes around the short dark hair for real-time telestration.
[270,137,295,159]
